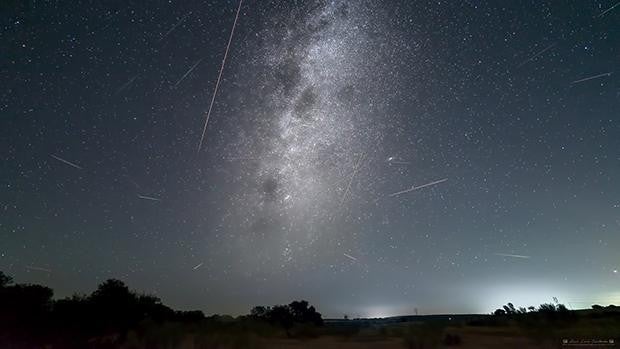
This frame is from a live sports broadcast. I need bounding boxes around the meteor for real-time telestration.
[389,178,448,197]
[597,2,620,17]
[571,72,612,85]
[173,58,204,88]
[50,154,83,170]
[26,266,52,273]
[115,74,138,95]
[193,262,204,270]
[197,0,243,153]
[137,194,161,202]
[160,12,191,42]
[517,43,555,67]
[493,253,531,259]
[343,253,358,261]
[386,156,410,165]
[339,152,366,207]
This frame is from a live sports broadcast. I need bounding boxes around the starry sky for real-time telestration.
[2,0,619,318]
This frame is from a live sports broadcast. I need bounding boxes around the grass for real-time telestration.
[70,311,620,349]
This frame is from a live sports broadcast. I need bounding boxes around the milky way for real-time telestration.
[222,1,397,271]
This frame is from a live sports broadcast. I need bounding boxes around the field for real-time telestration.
[110,311,619,349]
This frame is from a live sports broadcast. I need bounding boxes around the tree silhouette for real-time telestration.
[0,280,54,348]
[289,300,323,326]
[89,279,139,333]
[0,271,326,347]
[251,305,269,318]
[250,300,323,336]
[269,304,295,336]
[0,271,13,287]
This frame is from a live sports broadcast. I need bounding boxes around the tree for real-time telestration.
[251,305,270,318]
[268,305,295,336]
[289,300,323,326]
[250,300,324,336]
[137,294,175,321]
[0,271,13,287]
[89,279,139,333]
[90,279,132,303]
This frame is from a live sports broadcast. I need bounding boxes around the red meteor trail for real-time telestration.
[197,0,243,153]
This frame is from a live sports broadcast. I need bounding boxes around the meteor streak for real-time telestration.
[197,0,243,153]
[571,72,612,84]
[137,194,161,202]
[160,12,191,42]
[173,58,204,88]
[343,253,358,261]
[193,262,204,270]
[517,43,555,67]
[387,156,410,165]
[26,266,52,273]
[597,2,620,17]
[389,178,448,197]
[339,152,366,207]
[493,253,531,259]
[50,154,83,170]
[115,74,138,95]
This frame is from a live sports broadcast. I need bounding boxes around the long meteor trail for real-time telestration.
[50,154,83,170]
[343,253,358,262]
[389,178,448,197]
[197,0,243,153]
[571,72,612,85]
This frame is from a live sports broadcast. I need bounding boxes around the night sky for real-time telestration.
[2,0,619,318]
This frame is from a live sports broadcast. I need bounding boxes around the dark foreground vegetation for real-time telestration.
[1,271,619,348]
[0,271,322,348]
